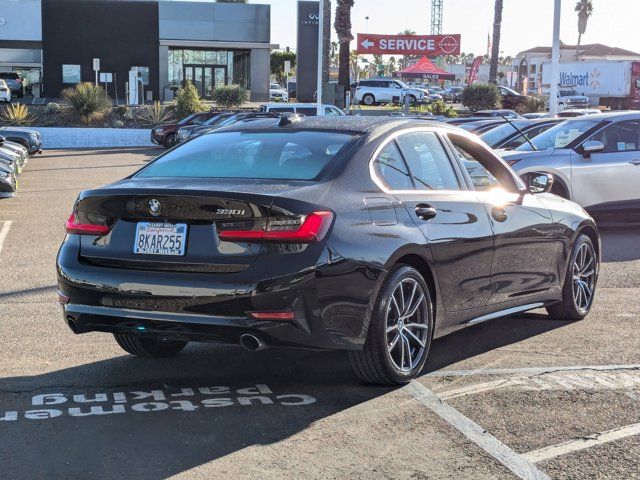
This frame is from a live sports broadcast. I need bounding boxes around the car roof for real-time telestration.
[562,110,640,121]
[209,115,461,135]
[261,103,339,108]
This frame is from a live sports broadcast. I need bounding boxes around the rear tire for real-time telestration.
[546,234,597,321]
[362,94,375,106]
[113,333,187,358]
[349,265,434,385]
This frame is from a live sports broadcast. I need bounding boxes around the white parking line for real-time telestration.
[406,380,551,480]
[523,422,640,463]
[426,364,640,378]
[0,221,12,256]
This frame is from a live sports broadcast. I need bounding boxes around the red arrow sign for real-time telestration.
[356,33,461,56]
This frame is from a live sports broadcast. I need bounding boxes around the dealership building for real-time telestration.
[0,0,276,101]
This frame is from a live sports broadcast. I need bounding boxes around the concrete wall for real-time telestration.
[159,2,270,43]
[0,0,42,41]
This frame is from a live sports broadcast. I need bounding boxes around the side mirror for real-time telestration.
[581,140,604,158]
[527,172,554,194]
[0,136,4,146]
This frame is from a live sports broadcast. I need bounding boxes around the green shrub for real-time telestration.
[0,103,34,126]
[212,85,248,109]
[460,84,501,112]
[428,99,458,118]
[520,96,547,113]
[61,82,111,124]
[112,120,125,128]
[137,101,173,126]
[176,81,204,116]
[45,102,61,114]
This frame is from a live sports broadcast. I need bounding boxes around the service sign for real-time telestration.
[356,33,461,56]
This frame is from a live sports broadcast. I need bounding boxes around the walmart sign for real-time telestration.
[559,71,591,87]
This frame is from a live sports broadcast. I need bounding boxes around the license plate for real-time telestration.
[133,223,187,256]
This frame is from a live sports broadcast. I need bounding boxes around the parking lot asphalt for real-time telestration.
[0,149,639,480]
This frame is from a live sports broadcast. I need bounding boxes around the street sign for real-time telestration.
[356,33,461,56]
[93,58,100,71]
[284,60,291,75]
[99,72,113,83]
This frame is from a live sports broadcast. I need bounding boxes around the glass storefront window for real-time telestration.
[168,48,250,99]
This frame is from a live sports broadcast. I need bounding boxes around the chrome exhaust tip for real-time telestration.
[239,333,267,352]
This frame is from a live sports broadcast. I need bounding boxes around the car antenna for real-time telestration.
[496,112,537,151]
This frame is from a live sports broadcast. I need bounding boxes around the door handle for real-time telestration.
[630,159,640,166]
[414,204,437,220]
[492,206,508,222]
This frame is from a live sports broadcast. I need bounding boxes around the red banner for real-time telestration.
[356,34,461,56]
[467,56,483,85]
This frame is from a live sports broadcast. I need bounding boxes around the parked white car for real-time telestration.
[259,103,345,116]
[0,80,11,103]
[354,78,426,106]
[269,83,289,102]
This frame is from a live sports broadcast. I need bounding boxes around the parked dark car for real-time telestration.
[177,112,279,143]
[57,117,600,385]
[471,109,522,119]
[456,119,507,134]
[479,119,562,150]
[0,127,42,154]
[151,111,219,148]
[498,86,528,110]
[442,86,464,102]
[0,161,17,197]
[0,72,23,98]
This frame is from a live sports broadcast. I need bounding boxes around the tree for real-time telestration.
[398,29,417,69]
[334,0,354,93]
[488,0,503,84]
[575,0,594,60]
[270,51,296,84]
[330,41,340,67]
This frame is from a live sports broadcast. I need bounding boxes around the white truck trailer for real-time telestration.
[541,60,640,110]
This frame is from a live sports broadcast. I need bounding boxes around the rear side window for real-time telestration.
[396,132,460,190]
[269,107,295,113]
[372,142,413,190]
[297,107,317,116]
[137,131,356,181]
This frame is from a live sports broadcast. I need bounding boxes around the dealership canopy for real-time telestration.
[396,56,456,81]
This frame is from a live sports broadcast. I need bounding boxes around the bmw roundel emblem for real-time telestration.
[148,198,161,216]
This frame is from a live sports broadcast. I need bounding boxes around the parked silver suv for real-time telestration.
[354,79,426,106]
[500,111,640,220]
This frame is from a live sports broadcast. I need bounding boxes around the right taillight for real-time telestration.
[65,213,111,236]
[218,211,333,244]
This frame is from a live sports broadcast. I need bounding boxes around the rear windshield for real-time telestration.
[136,131,357,180]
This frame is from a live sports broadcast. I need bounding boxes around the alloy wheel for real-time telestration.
[572,242,596,313]
[385,278,429,372]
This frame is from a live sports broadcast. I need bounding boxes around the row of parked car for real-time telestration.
[0,127,43,197]
[152,104,639,223]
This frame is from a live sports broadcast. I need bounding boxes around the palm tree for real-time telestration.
[330,41,340,67]
[575,0,594,60]
[334,0,354,92]
[488,0,503,84]
[398,29,417,69]
[322,0,332,83]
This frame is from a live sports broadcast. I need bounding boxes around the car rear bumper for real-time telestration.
[56,238,369,350]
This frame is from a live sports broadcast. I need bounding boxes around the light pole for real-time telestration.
[365,16,370,33]
[549,0,561,116]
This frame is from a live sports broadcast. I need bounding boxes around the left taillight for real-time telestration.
[218,211,334,244]
[65,213,112,236]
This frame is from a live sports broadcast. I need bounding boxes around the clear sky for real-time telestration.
[258,0,640,57]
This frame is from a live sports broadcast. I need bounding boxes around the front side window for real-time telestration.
[372,142,413,190]
[588,120,640,152]
[137,131,356,181]
[396,132,460,191]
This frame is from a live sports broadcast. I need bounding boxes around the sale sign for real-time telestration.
[356,33,461,56]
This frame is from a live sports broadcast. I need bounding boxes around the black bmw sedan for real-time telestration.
[57,116,600,385]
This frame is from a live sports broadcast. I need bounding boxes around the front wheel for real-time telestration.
[546,233,597,321]
[361,93,375,106]
[164,133,177,149]
[349,265,434,385]
[113,333,188,358]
